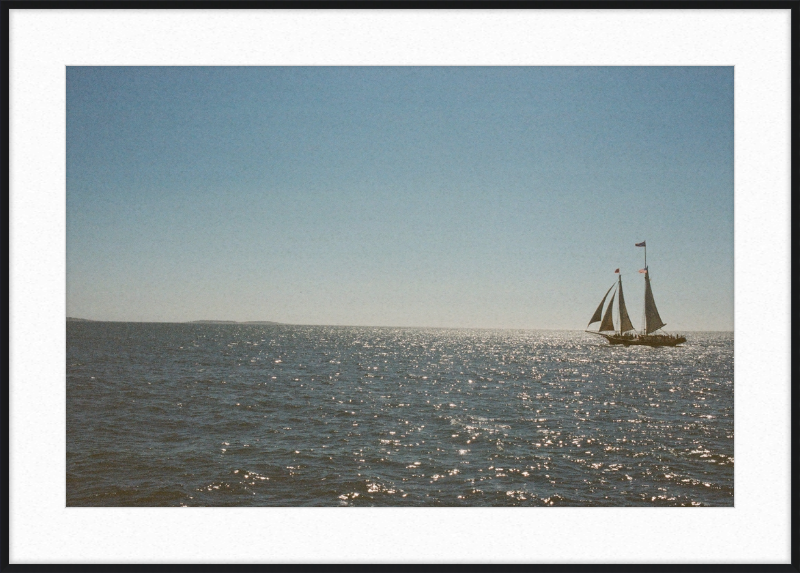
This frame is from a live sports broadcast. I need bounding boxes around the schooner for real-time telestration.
[585,241,686,347]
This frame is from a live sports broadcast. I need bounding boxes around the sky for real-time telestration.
[66,66,733,330]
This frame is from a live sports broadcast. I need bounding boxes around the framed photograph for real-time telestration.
[5,5,793,566]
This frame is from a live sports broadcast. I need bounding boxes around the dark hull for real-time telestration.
[586,331,686,347]
[629,335,686,347]
[630,335,686,347]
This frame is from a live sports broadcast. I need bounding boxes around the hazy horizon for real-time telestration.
[66,316,732,333]
[67,66,734,331]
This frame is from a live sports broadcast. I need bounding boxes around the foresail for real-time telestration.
[599,291,616,332]
[588,284,615,327]
[644,272,666,333]
[617,278,635,332]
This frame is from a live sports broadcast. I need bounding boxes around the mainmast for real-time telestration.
[636,240,666,334]
[636,240,647,333]
[636,240,647,269]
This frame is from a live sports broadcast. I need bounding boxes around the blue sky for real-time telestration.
[66,67,733,330]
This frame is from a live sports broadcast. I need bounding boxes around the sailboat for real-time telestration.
[585,242,686,347]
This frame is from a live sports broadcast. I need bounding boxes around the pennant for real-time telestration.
[635,241,646,247]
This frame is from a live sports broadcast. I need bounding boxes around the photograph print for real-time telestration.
[66,66,733,506]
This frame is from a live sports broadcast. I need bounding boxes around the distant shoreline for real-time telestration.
[67,317,281,325]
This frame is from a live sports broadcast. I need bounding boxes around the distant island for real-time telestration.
[67,317,282,325]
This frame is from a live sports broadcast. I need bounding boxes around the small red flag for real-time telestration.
[614,268,620,273]
[639,268,648,273]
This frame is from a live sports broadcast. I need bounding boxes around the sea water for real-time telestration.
[67,323,733,506]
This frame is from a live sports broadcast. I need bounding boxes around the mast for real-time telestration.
[635,240,648,333]
[641,275,647,334]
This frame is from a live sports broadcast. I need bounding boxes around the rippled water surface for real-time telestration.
[67,323,733,506]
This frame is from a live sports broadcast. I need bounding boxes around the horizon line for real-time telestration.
[65,317,733,333]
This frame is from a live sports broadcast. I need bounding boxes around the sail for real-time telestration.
[644,271,666,333]
[599,291,616,332]
[587,284,615,327]
[617,276,635,332]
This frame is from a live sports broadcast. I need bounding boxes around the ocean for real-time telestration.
[66,322,733,507]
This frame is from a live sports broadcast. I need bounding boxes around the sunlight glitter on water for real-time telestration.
[67,324,733,506]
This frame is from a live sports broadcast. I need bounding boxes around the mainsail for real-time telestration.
[643,270,666,334]
[599,291,616,332]
[588,284,615,327]
[617,276,635,332]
